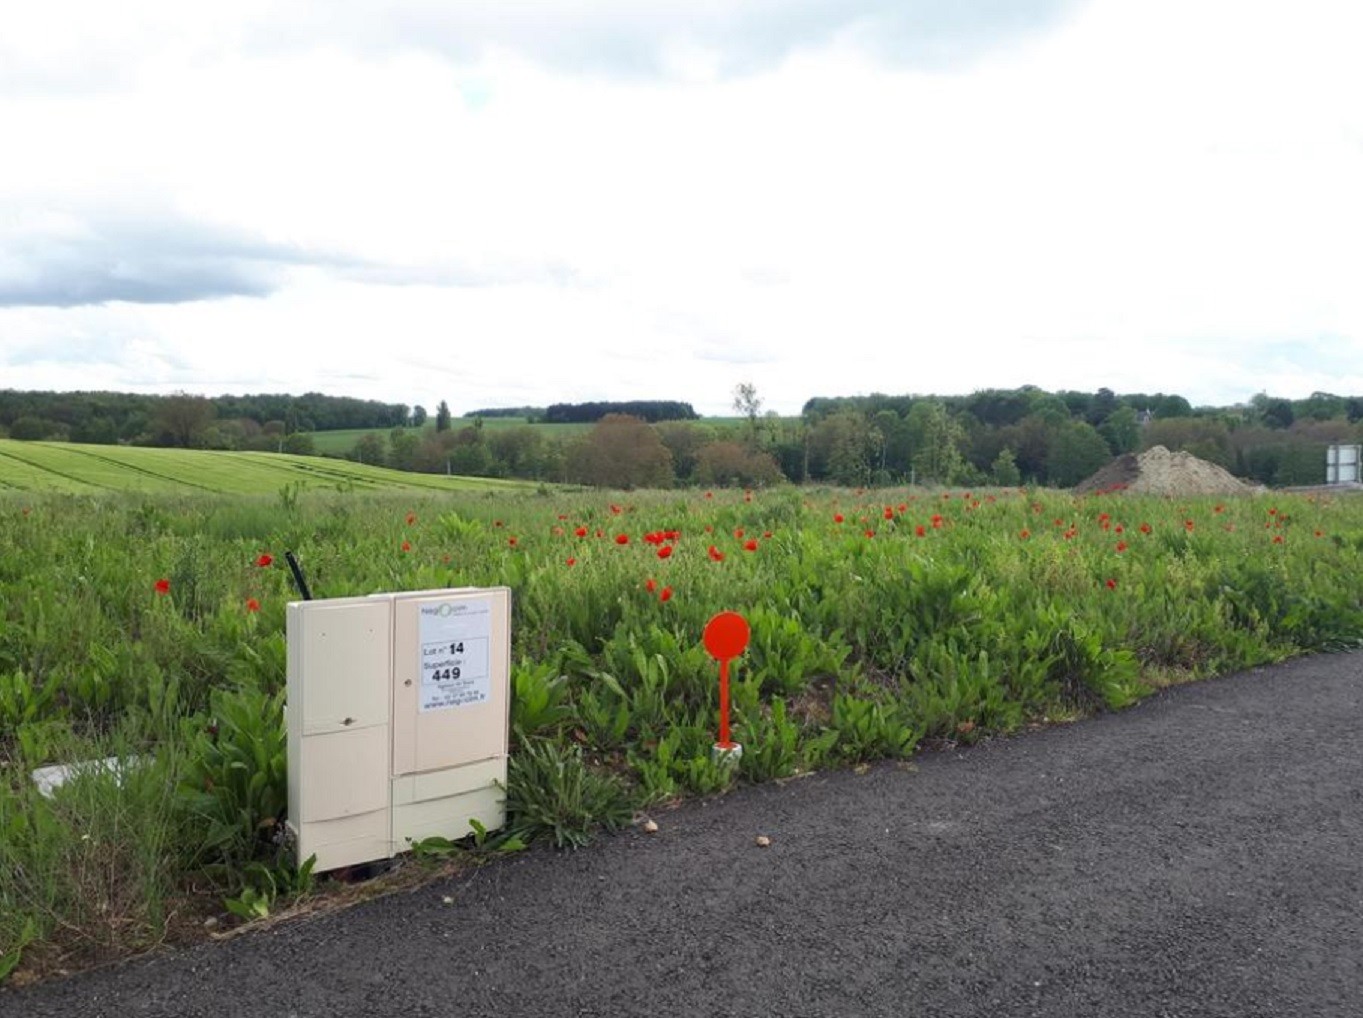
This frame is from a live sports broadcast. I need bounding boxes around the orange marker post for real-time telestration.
[703,611,750,756]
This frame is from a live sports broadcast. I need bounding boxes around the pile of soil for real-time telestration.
[1074,445,1254,496]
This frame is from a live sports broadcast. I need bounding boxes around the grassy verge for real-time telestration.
[2,485,1361,982]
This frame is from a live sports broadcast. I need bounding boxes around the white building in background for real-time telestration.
[1326,444,1361,484]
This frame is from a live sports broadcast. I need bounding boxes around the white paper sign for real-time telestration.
[418,599,492,712]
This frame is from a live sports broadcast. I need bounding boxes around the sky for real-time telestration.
[2,0,1361,418]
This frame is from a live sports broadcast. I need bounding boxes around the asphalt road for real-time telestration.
[5,652,1361,1018]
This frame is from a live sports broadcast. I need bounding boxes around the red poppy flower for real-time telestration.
[1019,529,1030,540]
[659,586,673,603]
[1184,520,1195,532]
[708,545,725,562]
[898,504,907,513]
[1114,524,1124,534]
[705,491,713,499]
[915,525,926,537]
[246,598,260,613]
[864,530,875,539]
[833,513,845,524]
[1115,541,1127,553]
[657,545,673,559]
[763,530,772,539]
[405,512,417,526]
[566,557,577,567]
[734,528,745,539]
[508,537,518,547]
[1139,522,1152,534]
[154,578,170,595]
[744,539,758,551]
[256,553,273,568]
[931,514,943,529]
[610,504,622,515]
[1272,534,1284,544]
[883,507,894,520]
[574,526,588,537]
[1105,578,1117,591]
[615,533,629,545]
[401,540,412,552]
[646,578,657,593]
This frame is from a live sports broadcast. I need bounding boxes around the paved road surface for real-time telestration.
[4,652,1361,1017]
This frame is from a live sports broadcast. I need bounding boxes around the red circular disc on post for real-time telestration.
[703,611,750,661]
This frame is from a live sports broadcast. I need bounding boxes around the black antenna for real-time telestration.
[285,551,313,600]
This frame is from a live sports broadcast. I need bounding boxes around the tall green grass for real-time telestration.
[2,485,1361,980]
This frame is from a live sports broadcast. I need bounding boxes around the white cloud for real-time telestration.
[0,0,1360,416]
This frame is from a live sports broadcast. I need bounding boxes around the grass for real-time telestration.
[2,483,1361,983]
[0,440,536,495]
[305,416,768,457]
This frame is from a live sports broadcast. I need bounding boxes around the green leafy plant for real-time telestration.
[178,684,288,876]
[829,693,919,763]
[510,658,573,739]
[408,819,527,862]
[505,739,637,849]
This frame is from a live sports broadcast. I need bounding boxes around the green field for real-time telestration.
[6,481,1361,982]
[307,417,756,456]
[0,440,534,495]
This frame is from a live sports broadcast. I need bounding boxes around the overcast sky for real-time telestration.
[2,0,1360,417]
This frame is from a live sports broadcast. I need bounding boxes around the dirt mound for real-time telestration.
[1074,445,1253,496]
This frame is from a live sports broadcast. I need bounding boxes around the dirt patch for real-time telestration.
[1074,445,1255,497]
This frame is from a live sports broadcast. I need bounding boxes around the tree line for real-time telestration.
[0,390,412,449]
[5,385,1361,489]
[339,387,1363,489]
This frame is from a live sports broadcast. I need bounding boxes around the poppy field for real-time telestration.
[3,484,1363,980]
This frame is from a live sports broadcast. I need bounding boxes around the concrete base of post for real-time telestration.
[711,742,743,766]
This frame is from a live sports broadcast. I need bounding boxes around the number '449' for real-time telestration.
[433,666,462,681]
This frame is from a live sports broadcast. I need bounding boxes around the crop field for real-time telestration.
[0,440,534,495]
[306,417,761,456]
[3,483,1362,982]
[308,419,599,456]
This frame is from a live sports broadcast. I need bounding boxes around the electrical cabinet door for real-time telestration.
[390,588,511,776]
[289,598,392,736]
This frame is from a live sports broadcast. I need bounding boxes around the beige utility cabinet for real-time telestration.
[286,587,511,873]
